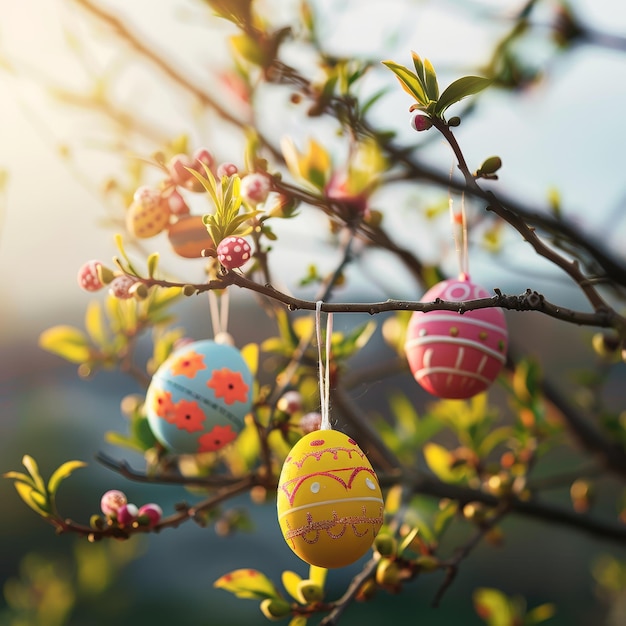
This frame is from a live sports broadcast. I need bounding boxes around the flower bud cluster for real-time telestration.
[99,489,163,528]
[76,260,147,301]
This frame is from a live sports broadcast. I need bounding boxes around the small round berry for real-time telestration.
[216,162,238,178]
[78,260,105,292]
[101,490,127,516]
[277,391,302,415]
[216,236,252,269]
[109,275,137,300]
[240,173,270,205]
[137,503,163,527]
[116,503,139,525]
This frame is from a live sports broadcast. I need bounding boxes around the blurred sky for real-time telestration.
[1,0,626,351]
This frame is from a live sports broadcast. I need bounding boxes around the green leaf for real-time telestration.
[422,57,439,100]
[13,481,50,517]
[281,570,303,602]
[288,617,308,626]
[434,76,491,116]
[21,455,46,493]
[2,470,37,488]
[473,588,515,626]
[381,60,428,105]
[526,603,556,624]
[214,569,281,600]
[423,442,466,483]
[147,252,159,278]
[85,301,107,347]
[47,460,86,497]
[39,325,92,364]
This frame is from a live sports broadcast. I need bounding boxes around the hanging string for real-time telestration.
[315,300,333,431]
[208,289,231,342]
[449,192,469,279]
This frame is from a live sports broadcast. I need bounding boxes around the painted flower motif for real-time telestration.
[169,351,207,378]
[197,424,237,452]
[206,368,249,405]
[173,400,206,433]
[152,388,176,422]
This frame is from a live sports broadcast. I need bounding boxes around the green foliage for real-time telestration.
[382,52,491,120]
[473,587,555,625]
[190,164,261,245]
[215,564,327,624]
[3,456,86,521]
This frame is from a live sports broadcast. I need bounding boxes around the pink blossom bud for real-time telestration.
[216,162,238,178]
[138,503,163,527]
[240,173,270,205]
[300,412,322,434]
[116,503,139,525]
[101,490,127,516]
[411,114,433,132]
[108,275,137,300]
[192,147,214,170]
[325,174,368,218]
[277,391,302,415]
[168,154,195,186]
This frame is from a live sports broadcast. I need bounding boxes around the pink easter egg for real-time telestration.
[404,275,508,399]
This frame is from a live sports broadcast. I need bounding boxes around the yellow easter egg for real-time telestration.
[126,198,170,239]
[277,430,384,568]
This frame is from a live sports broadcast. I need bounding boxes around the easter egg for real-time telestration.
[145,340,253,454]
[126,196,170,239]
[277,430,384,569]
[167,215,215,258]
[404,275,508,399]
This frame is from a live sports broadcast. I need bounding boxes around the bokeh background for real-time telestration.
[1,0,626,624]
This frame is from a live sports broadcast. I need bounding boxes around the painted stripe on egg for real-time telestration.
[405,336,507,363]
[278,495,385,520]
[410,313,508,335]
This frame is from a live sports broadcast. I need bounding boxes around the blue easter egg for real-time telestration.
[145,340,253,454]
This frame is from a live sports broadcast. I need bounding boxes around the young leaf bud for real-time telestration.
[259,598,292,620]
[374,533,397,557]
[296,580,324,604]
